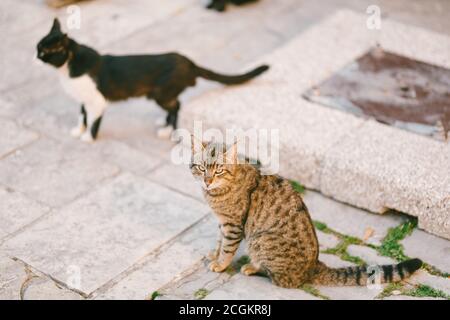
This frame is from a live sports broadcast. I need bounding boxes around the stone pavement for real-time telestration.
[1,0,449,300]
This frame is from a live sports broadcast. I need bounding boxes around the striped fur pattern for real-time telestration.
[190,139,423,288]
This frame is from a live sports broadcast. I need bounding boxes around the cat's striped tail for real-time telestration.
[309,258,422,286]
[195,64,269,85]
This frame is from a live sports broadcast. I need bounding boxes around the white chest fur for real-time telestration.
[59,63,106,109]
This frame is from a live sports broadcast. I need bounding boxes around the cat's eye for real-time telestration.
[215,168,224,175]
[197,165,206,172]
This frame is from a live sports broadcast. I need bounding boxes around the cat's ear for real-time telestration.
[225,141,238,164]
[190,134,205,155]
[51,18,62,33]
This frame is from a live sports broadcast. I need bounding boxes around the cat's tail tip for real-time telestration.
[398,258,423,274]
[252,64,270,76]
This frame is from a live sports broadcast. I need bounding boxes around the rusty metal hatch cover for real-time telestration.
[303,47,450,140]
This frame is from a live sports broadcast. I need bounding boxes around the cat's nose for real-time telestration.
[204,178,213,186]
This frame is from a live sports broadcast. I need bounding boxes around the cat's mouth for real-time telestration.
[204,184,231,196]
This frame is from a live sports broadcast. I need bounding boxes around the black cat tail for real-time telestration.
[195,64,269,85]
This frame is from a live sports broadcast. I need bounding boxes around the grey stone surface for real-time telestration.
[0,187,50,242]
[401,229,450,273]
[147,162,204,201]
[316,231,340,251]
[316,253,386,300]
[2,173,210,295]
[0,255,26,300]
[0,138,119,207]
[321,120,450,239]
[0,118,38,159]
[22,276,84,300]
[95,216,217,300]
[319,253,356,268]
[205,274,319,300]
[346,245,396,265]
[406,270,450,295]
[304,191,406,245]
[96,140,162,176]
[159,262,234,300]
[383,295,445,300]
[1,0,450,301]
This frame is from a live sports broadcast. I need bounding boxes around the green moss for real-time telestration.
[376,282,405,299]
[194,288,210,300]
[377,283,449,300]
[150,291,161,300]
[224,265,236,276]
[422,263,450,278]
[323,237,366,266]
[290,180,305,194]
[377,218,417,261]
[236,255,251,269]
[407,284,449,299]
[313,220,328,232]
[300,284,330,300]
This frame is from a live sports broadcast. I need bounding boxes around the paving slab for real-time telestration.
[95,215,216,300]
[319,253,356,268]
[205,274,319,300]
[304,190,406,245]
[2,173,210,295]
[317,231,340,251]
[147,162,204,201]
[96,140,162,176]
[401,229,450,273]
[383,295,445,300]
[158,261,234,300]
[346,245,396,265]
[0,138,119,207]
[320,120,450,239]
[0,255,26,300]
[0,118,39,159]
[406,270,450,295]
[0,187,50,243]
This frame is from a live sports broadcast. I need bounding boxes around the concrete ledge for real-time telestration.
[180,10,450,239]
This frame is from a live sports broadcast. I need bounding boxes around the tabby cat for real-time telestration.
[190,139,423,288]
[36,19,269,142]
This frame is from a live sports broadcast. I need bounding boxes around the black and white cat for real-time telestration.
[206,0,259,12]
[37,18,269,142]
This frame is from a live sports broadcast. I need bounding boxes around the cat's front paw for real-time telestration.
[240,263,259,276]
[80,132,94,143]
[154,116,166,127]
[208,261,228,273]
[207,250,219,261]
[156,126,174,140]
[70,126,86,138]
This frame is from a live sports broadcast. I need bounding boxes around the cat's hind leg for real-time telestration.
[70,104,87,138]
[240,262,261,276]
[155,99,180,139]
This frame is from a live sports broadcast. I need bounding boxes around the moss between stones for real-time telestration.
[377,218,417,261]
[377,282,449,300]
[407,284,449,299]
[313,220,366,266]
[290,180,305,194]
[194,288,210,300]
[300,284,330,300]
[150,291,161,300]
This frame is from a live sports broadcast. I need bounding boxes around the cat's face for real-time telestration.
[37,18,70,68]
[190,139,237,192]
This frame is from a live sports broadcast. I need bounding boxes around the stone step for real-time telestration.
[179,10,450,239]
